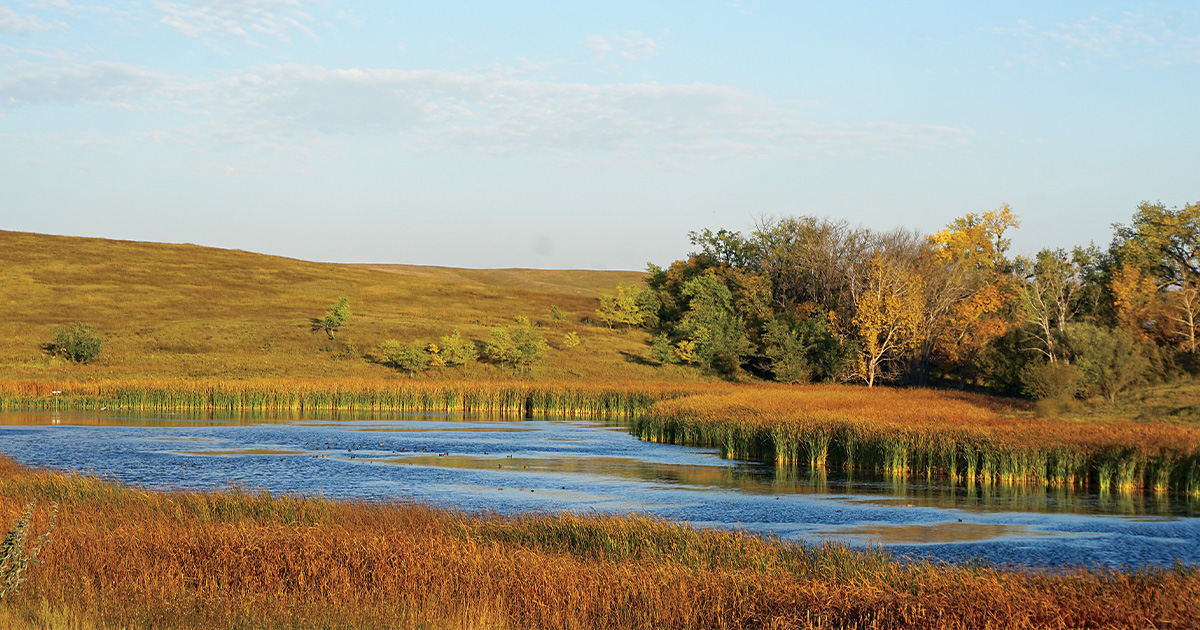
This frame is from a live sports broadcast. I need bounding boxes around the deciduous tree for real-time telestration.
[849,256,924,387]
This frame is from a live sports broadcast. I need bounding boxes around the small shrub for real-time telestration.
[562,332,581,349]
[1021,362,1080,401]
[549,305,566,322]
[49,322,105,364]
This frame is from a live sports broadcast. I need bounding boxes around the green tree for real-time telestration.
[312,297,350,339]
[378,339,428,374]
[648,333,680,365]
[437,331,478,366]
[762,314,849,383]
[1112,201,1200,354]
[675,274,752,377]
[49,322,105,364]
[1064,323,1151,402]
[484,318,548,368]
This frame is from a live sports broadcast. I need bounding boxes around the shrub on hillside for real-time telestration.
[48,322,105,364]
[484,318,548,367]
[378,340,428,374]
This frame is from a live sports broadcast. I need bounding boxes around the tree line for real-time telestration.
[600,201,1200,401]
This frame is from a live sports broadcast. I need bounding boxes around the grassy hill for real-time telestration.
[0,230,703,384]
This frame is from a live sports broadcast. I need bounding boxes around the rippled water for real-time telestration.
[2,410,1198,569]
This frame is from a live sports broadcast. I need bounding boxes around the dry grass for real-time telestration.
[638,386,1200,494]
[0,456,1196,630]
[0,230,702,384]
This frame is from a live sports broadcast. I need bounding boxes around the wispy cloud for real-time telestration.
[0,58,972,165]
[195,64,970,162]
[0,62,167,107]
[583,31,664,63]
[151,0,321,46]
[991,11,1200,68]
[0,6,56,34]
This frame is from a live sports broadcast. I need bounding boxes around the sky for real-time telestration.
[1,1,1197,270]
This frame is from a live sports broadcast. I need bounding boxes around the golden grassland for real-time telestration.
[1,457,1198,630]
[0,230,700,384]
[636,386,1200,495]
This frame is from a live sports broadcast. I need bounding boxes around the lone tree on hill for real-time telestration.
[312,297,350,339]
[48,322,105,364]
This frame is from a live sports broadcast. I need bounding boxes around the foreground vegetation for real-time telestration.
[636,386,1200,495]
[1,457,1196,630]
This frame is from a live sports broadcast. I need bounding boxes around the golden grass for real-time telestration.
[1,456,1197,629]
[0,230,702,384]
[638,386,1200,494]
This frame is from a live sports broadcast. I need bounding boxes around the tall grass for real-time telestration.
[636,386,1200,495]
[0,379,733,417]
[0,456,1196,629]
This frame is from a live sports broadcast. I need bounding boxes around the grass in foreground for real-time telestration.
[0,456,1197,630]
[637,386,1200,494]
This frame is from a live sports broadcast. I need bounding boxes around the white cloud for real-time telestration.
[992,11,1200,68]
[583,34,612,58]
[0,62,167,107]
[0,7,54,34]
[614,32,663,62]
[195,64,970,162]
[584,31,663,64]
[151,0,320,45]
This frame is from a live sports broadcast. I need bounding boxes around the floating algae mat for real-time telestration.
[1,410,1198,569]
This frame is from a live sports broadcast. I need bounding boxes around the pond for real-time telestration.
[1,410,1198,569]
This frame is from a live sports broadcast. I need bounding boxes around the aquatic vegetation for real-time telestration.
[0,456,1196,629]
[0,379,733,417]
[636,386,1200,494]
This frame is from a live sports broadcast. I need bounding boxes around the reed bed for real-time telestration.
[0,457,1196,630]
[0,379,732,418]
[636,386,1200,496]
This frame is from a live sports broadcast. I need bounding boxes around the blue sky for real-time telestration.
[1,1,1197,269]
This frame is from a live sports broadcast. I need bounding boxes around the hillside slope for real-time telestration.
[0,231,700,383]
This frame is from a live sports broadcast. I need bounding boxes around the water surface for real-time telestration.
[1,410,1197,569]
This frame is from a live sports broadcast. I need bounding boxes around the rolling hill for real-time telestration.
[0,230,703,383]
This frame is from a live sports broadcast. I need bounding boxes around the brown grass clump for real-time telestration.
[0,457,1196,629]
[638,386,1200,494]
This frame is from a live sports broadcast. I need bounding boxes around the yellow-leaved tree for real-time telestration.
[922,205,1020,382]
[850,256,925,387]
[1110,265,1161,342]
